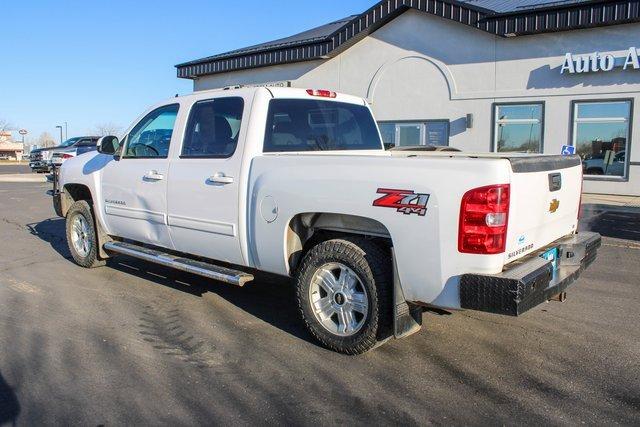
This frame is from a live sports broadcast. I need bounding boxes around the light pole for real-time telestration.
[55,125,63,144]
[64,122,68,140]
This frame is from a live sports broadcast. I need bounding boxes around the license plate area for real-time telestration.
[540,247,559,276]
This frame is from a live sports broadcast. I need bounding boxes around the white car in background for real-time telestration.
[53,87,600,354]
[50,137,99,167]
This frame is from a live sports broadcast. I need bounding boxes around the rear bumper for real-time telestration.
[29,161,50,171]
[460,232,601,316]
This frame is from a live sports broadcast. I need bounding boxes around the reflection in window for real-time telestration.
[125,104,179,158]
[494,104,543,153]
[398,124,421,147]
[573,101,631,177]
[377,121,450,149]
[378,123,396,149]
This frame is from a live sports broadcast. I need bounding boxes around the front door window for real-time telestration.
[124,104,179,159]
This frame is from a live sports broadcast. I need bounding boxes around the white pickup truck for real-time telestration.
[53,87,600,354]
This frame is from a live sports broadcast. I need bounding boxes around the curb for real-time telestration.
[0,174,48,183]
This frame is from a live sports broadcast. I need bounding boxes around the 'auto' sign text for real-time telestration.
[560,47,640,74]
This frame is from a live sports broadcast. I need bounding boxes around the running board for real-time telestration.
[103,241,254,287]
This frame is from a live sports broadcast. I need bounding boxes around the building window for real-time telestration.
[572,100,632,178]
[378,121,450,149]
[494,103,544,153]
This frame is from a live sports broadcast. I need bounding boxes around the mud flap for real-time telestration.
[392,249,423,339]
[51,165,64,218]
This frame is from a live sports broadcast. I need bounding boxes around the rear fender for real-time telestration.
[285,212,391,274]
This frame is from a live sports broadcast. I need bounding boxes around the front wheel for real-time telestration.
[65,200,105,268]
[295,237,392,355]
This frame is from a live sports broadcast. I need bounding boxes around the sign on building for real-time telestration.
[561,47,640,74]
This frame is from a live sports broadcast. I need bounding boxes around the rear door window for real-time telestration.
[263,99,382,152]
[181,97,244,158]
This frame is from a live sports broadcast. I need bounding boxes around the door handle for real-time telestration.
[207,172,234,185]
[143,170,164,181]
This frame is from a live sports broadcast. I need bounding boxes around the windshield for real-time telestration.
[59,137,81,148]
[263,99,383,152]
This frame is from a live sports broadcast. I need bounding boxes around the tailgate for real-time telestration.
[505,155,582,264]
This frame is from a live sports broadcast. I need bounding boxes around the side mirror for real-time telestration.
[97,136,119,155]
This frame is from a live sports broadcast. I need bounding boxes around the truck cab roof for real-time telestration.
[173,86,368,107]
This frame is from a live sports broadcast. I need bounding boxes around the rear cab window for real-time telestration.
[263,99,383,152]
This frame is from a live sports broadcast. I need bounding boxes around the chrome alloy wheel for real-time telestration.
[309,262,369,337]
[70,214,91,258]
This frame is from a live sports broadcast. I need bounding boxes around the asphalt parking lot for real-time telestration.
[0,182,639,425]
[0,164,30,175]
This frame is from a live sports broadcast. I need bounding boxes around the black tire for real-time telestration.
[296,237,392,355]
[65,200,105,268]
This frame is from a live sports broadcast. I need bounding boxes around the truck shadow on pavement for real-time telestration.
[27,218,72,259]
[109,256,314,345]
[0,372,20,426]
[27,217,314,345]
[580,206,640,241]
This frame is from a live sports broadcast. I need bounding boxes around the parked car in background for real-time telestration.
[30,147,60,173]
[51,137,99,167]
[582,151,626,176]
[30,137,99,173]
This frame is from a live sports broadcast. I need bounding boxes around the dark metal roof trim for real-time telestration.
[177,0,640,79]
[487,1,640,35]
[178,15,359,67]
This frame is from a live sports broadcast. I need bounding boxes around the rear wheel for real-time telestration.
[295,237,392,355]
[66,200,105,268]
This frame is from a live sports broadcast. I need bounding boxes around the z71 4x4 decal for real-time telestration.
[373,188,430,216]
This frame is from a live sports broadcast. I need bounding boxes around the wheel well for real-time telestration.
[61,184,93,217]
[286,213,393,274]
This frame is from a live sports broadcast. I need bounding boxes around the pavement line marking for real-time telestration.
[0,174,48,183]
[603,242,640,250]
[2,277,42,295]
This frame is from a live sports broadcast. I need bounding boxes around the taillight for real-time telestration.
[62,153,74,159]
[306,89,337,98]
[458,184,510,254]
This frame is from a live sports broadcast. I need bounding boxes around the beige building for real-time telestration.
[177,0,640,196]
[0,132,24,160]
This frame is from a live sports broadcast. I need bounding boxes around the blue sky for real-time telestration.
[1,0,373,143]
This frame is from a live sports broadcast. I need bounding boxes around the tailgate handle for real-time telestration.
[548,173,562,192]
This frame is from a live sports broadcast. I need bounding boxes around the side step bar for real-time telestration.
[103,241,254,287]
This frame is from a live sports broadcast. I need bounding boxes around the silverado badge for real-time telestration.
[549,199,560,213]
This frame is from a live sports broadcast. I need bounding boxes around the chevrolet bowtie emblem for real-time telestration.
[549,199,560,213]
